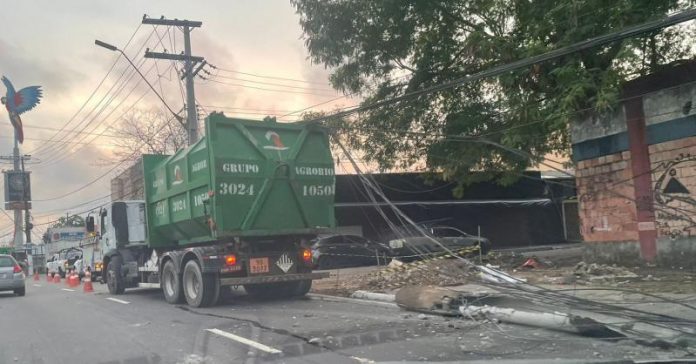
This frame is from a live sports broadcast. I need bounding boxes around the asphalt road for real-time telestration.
[0,276,689,364]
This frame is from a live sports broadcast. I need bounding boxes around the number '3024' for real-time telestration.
[219,183,255,195]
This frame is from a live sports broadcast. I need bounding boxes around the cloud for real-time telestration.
[0,39,86,96]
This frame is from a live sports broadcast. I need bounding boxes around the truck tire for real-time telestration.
[292,280,312,296]
[182,260,217,307]
[106,256,125,295]
[162,261,184,304]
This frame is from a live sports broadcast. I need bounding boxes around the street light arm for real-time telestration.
[94,39,184,126]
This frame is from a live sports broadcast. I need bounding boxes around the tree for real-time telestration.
[111,110,188,163]
[292,0,696,190]
[51,214,85,228]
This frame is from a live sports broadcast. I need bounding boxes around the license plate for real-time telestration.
[249,258,269,274]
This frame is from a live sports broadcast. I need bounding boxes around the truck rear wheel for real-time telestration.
[182,260,217,307]
[162,261,183,304]
[106,256,125,295]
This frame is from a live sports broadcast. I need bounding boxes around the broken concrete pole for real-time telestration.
[351,290,396,302]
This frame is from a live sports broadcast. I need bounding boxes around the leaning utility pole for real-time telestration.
[142,16,205,145]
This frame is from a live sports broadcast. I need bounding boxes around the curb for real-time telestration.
[306,293,398,308]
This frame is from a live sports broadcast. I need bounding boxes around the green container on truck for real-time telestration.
[94,113,334,307]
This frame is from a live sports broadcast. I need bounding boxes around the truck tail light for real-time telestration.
[300,248,312,264]
[13,265,22,273]
[224,254,237,266]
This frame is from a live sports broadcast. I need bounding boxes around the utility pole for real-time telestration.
[20,155,31,244]
[1,130,32,249]
[12,131,22,249]
[142,16,204,145]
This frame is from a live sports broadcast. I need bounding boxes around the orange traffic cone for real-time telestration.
[46,271,51,281]
[53,272,61,284]
[33,271,40,281]
[70,270,80,287]
[83,270,93,293]
[65,270,72,286]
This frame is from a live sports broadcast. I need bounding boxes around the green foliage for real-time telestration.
[292,0,695,189]
[51,215,85,228]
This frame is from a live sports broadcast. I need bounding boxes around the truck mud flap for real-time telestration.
[220,272,329,286]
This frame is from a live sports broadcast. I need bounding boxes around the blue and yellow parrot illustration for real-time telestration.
[1,76,43,143]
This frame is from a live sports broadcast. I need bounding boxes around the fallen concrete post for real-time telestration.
[351,290,396,303]
[460,304,619,336]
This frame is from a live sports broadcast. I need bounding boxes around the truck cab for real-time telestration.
[98,201,147,251]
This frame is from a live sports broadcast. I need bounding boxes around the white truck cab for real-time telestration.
[97,201,147,249]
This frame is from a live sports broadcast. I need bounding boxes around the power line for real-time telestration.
[24,23,144,155]
[304,8,696,124]
[198,76,341,97]
[203,70,336,92]
[32,51,152,159]
[37,59,156,164]
[28,26,154,156]
[40,59,177,166]
[209,64,330,85]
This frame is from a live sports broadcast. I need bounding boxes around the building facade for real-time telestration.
[572,61,696,267]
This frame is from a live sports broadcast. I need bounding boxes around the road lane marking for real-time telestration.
[205,328,282,354]
[61,288,75,292]
[33,284,41,287]
[106,297,130,305]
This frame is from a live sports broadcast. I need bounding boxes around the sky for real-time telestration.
[0,0,356,241]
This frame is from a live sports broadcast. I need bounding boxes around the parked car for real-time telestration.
[311,234,391,270]
[46,248,83,278]
[387,225,491,262]
[0,254,26,296]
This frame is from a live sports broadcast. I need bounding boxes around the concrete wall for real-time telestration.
[572,62,696,268]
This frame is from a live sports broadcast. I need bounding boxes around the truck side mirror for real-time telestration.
[86,216,95,233]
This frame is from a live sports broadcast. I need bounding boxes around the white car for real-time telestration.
[46,248,83,278]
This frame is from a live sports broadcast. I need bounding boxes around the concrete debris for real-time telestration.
[387,259,404,268]
[395,286,464,315]
[308,337,321,344]
[361,259,474,291]
[417,313,428,320]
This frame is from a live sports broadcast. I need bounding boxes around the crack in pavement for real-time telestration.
[176,305,358,361]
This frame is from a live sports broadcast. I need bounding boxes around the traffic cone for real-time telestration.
[33,271,39,281]
[53,272,61,284]
[70,270,80,287]
[46,271,51,281]
[65,270,72,286]
[83,270,93,293]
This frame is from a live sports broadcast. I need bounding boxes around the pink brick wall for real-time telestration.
[577,135,696,243]
[576,151,638,242]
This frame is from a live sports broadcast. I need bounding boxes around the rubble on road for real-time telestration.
[363,258,475,291]
[572,262,639,282]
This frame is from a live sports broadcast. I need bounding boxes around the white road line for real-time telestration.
[205,328,282,354]
[61,288,75,292]
[105,297,131,304]
[32,284,41,287]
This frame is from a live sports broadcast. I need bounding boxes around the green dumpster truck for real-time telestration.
[95,113,334,307]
